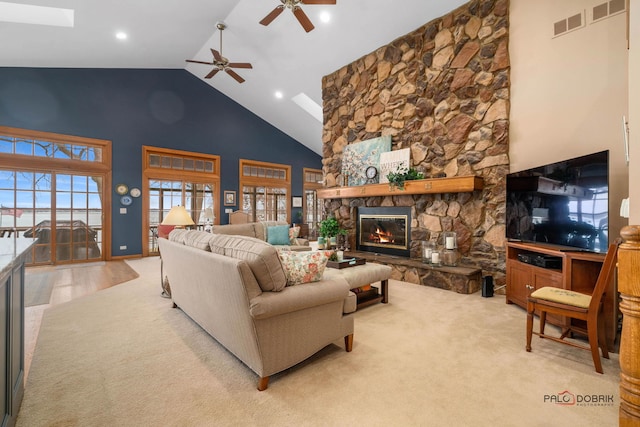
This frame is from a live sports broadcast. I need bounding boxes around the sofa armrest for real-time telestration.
[249,276,350,320]
[293,238,309,246]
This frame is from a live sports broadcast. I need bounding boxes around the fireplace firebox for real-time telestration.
[356,207,411,257]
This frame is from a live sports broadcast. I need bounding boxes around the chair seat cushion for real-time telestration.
[530,287,591,309]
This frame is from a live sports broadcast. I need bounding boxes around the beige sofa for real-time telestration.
[158,230,355,391]
[211,220,311,251]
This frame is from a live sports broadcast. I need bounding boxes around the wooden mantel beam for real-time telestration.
[316,176,483,199]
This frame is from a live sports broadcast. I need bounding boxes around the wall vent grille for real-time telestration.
[553,11,585,37]
[591,0,626,23]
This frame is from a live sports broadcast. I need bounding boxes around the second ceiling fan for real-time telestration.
[185,23,252,83]
[260,0,336,33]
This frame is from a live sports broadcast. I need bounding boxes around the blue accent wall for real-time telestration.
[0,68,321,257]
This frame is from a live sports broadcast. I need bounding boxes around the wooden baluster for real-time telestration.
[619,225,640,426]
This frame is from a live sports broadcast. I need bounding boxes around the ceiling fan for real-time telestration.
[259,0,336,33]
[185,23,252,83]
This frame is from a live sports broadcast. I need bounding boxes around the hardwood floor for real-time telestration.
[24,260,140,380]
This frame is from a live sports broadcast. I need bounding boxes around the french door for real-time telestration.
[0,171,104,265]
[0,126,111,266]
[146,179,216,255]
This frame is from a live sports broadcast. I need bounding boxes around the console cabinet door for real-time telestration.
[506,261,532,306]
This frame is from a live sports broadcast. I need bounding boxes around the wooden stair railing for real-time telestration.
[619,225,640,426]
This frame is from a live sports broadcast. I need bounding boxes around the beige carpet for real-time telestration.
[18,257,620,426]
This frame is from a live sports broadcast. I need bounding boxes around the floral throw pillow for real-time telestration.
[289,226,300,244]
[278,250,331,286]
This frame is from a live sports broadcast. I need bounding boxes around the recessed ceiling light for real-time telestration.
[274,91,284,99]
[319,11,331,23]
[115,31,128,40]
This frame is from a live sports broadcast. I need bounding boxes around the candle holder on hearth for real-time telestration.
[442,231,459,266]
[430,248,442,267]
[421,240,435,264]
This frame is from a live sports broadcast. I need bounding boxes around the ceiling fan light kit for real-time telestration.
[260,0,337,33]
[185,22,253,83]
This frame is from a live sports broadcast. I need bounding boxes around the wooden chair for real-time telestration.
[525,240,620,373]
[229,210,250,224]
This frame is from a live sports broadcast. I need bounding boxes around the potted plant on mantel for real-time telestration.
[386,166,425,191]
[318,216,346,249]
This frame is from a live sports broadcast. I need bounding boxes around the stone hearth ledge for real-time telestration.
[346,251,482,294]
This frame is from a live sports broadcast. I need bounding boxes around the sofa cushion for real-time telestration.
[208,234,287,292]
[167,229,189,244]
[267,225,290,245]
[211,223,259,239]
[182,230,212,251]
[278,250,331,286]
[259,221,289,242]
[289,226,300,244]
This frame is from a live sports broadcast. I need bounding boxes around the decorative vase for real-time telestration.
[329,236,337,247]
[317,236,326,250]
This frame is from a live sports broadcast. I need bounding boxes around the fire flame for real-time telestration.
[369,226,395,244]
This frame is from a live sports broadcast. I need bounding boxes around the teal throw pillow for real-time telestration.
[267,225,291,245]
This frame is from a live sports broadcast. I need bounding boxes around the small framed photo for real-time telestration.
[292,196,303,208]
[224,190,236,206]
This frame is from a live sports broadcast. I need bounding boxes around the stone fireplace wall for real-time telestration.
[321,0,510,287]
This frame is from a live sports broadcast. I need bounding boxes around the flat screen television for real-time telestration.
[505,150,609,253]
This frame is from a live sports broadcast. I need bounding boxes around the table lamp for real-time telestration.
[161,205,195,228]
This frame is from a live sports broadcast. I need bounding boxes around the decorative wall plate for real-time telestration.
[120,195,133,206]
[130,187,141,198]
[115,184,129,195]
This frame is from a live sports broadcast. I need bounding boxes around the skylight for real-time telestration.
[0,2,74,27]
[292,93,322,123]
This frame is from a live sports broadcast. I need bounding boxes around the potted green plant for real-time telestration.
[319,216,346,247]
[386,166,425,190]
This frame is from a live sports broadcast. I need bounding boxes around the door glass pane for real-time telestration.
[147,179,216,254]
[0,170,104,265]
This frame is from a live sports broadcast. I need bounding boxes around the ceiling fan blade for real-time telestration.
[185,59,214,65]
[228,62,253,69]
[210,49,223,62]
[293,6,314,32]
[259,5,285,26]
[225,69,245,84]
[204,68,220,79]
[301,0,336,4]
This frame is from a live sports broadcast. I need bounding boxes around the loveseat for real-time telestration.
[211,221,311,251]
[158,229,355,391]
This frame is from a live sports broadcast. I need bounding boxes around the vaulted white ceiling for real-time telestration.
[0,0,467,154]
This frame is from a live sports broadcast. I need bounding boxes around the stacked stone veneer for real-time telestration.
[321,0,510,291]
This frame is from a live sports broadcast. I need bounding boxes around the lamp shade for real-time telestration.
[204,207,215,220]
[161,206,195,226]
